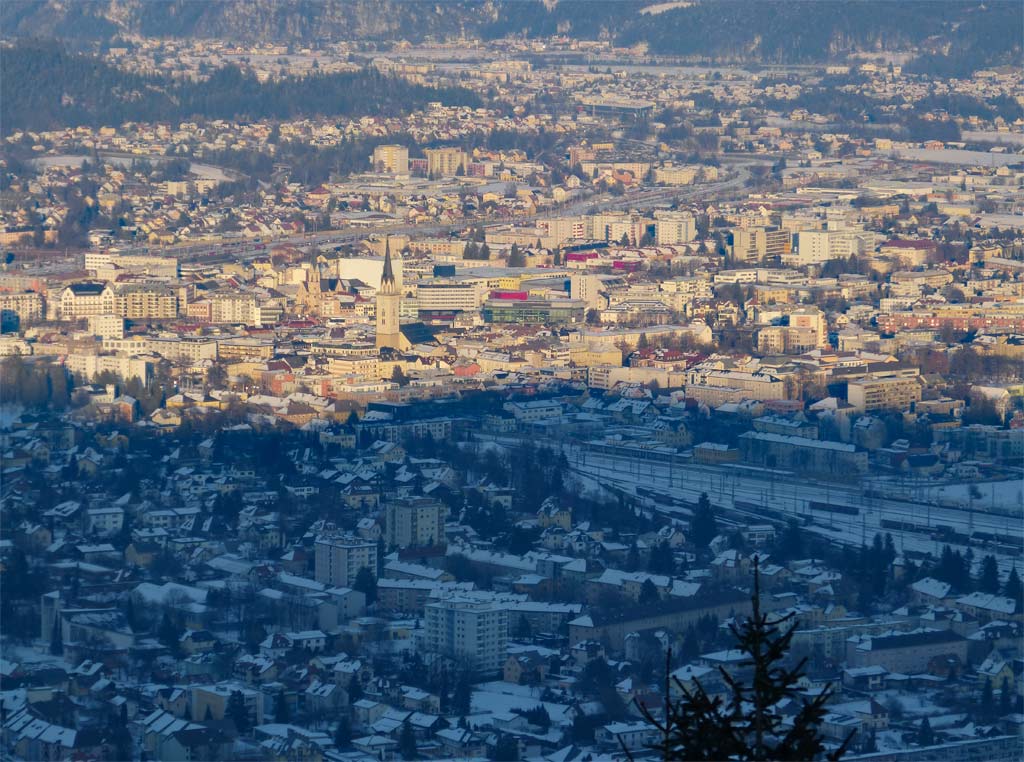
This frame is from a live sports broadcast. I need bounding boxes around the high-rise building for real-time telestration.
[654,211,697,245]
[371,144,410,175]
[732,227,792,263]
[376,239,402,350]
[424,598,508,674]
[424,147,469,177]
[570,274,604,310]
[384,497,445,548]
[314,533,378,587]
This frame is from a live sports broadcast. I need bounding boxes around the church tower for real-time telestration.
[375,238,401,350]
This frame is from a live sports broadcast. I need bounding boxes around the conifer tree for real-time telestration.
[334,716,352,748]
[917,717,934,746]
[690,492,718,550]
[399,719,417,760]
[1003,566,1022,602]
[628,560,854,761]
[49,615,63,656]
[978,555,1000,594]
[981,678,994,719]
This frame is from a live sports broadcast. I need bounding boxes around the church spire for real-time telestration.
[381,237,396,287]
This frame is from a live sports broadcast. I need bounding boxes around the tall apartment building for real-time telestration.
[117,285,178,319]
[371,144,410,175]
[788,307,828,350]
[209,295,259,325]
[847,374,922,412]
[424,148,469,177]
[384,497,445,549]
[654,211,697,245]
[424,598,508,674]
[540,217,586,245]
[314,533,378,588]
[588,212,647,245]
[570,274,604,309]
[0,292,44,331]
[732,227,791,263]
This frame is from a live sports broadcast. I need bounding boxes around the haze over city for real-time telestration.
[0,2,1022,761]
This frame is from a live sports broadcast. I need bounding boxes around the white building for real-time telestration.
[654,210,697,245]
[424,598,508,674]
[314,534,378,588]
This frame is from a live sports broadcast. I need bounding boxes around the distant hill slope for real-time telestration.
[2,0,1019,73]
[0,40,481,133]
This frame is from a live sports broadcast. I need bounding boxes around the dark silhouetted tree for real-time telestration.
[978,555,1000,593]
[690,493,718,549]
[628,560,854,761]
[917,717,934,747]
[399,719,417,759]
[353,566,377,604]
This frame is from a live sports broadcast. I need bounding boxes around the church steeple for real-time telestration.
[376,236,401,350]
[381,237,396,290]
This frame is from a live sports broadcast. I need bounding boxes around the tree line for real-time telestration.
[1,40,481,134]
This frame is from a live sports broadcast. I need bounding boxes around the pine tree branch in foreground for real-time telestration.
[623,558,855,761]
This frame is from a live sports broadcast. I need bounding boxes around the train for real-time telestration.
[808,500,860,516]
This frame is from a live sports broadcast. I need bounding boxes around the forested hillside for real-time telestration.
[1,0,1020,74]
[0,40,481,133]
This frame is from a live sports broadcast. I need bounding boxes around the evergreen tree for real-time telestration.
[49,615,63,656]
[690,493,718,550]
[1003,566,1023,602]
[917,717,934,746]
[508,243,527,268]
[226,690,251,734]
[334,717,352,748]
[680,627,701,662]
[981,678,994,719]
[626,541,640,571]
[774,520,804,563]
[516,614,532,639]
[978,555,1001,594]
[399,719,417,760]
[391,365,410,387]
[275,688,290,723]
[157,611,181,655]
[348,674,364,703]
[647,540,675,575]
[999,676,1011,716]
[630,560,854,761]
[452,671,473,716]
[492,732,519,761]
[639,578,661,605]
[353,566,377,604]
